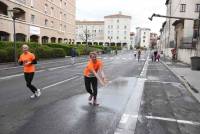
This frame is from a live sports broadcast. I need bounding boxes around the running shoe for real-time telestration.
[36,89,41,97]
[30,94,36,98]
[88,95,93,101]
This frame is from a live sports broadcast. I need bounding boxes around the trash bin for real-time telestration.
[191,56,200,70]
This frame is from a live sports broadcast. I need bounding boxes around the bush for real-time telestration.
[0,49,8,62]
[5,47,14,62]
[51,48,66,58]
[46,43,72,56]
[35,46,65,59]
[35,46,52,59]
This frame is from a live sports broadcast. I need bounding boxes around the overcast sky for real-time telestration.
[76,0,166,34]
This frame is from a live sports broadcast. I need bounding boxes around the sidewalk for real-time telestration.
[161,57,200,103]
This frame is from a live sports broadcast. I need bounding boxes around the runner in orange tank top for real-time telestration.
[83,52,107,105]
[18,44,41,98]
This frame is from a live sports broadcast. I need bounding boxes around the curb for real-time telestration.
[161,60,200,104]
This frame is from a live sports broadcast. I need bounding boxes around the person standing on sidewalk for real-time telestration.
[71,48,76,64]
[137,49,141,62]
[18,44,41,98]
[83,52,107,105]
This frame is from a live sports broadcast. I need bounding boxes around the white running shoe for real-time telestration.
[30,94,36,99]
[36,89,41,97]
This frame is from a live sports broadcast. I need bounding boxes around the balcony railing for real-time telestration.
[16,0,26,5]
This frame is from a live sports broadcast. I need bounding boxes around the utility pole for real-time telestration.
[196,8,200,56]
[168,0,172,49]
[85,26,88,45]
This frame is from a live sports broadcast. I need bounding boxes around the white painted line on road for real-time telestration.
[0,73,23,80]
[0,70,45,80]
[146,115,200,126]
[48,65,71,71]
[146,80,181,85]
[120,114,130,124]
[42,75,79,90]
[0,66,22,71]
[115,54,149,134]
[140,55,149,77]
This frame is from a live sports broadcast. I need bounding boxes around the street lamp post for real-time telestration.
[8,9,21,65]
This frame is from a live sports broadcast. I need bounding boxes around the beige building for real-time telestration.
[0,0,76,44]
[75,20,104,45]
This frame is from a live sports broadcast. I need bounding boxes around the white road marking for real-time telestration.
[115,54,149,134]
[48,65,71,71]
[0,61,87,80]
[120,114,130,124]
[0,66,22,71]
[147,80,181,85]
[146,115,200,126]
[0,73,23,80]
[42,75,79,90]
[0,70,45,80]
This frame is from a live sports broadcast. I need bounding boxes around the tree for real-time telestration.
[79,26,93,45]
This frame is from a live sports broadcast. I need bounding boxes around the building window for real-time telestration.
[108,31,110,34]
[111,25,113,28]
[117,25,119,29]
[45,4,48,14]
[30,0,34,7]
[45,19,48,26]
[124,25,127,29]
[195,4,200,12]
[64,2,67,6]
[117,19,119,23]
[31,14,35,24]
[124,37,126,39]
[116,36,119,39]
[51,21,54,28]
[51,7,54,16]
[64,14,66,20]
[143,40,145,43]
[180,4,186,12]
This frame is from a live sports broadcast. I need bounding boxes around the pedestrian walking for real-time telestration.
[150,50,154,62]
[18,44,41,98]
[83,52,107,106]
[153,50,158,62]
[133,50,137,59]
[71,48,76,64]
[156,52,160,62]
[137,49,141,62]
[171,48,176,61]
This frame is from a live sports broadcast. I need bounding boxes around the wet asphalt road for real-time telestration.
[135,62,200,134]
[0,51,146,134]
[0,51,200,134]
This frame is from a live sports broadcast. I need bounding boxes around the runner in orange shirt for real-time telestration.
[18,44,41,98]
[83,52,107,105]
